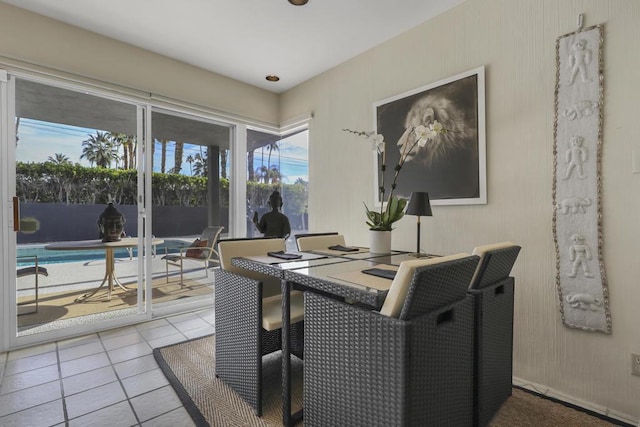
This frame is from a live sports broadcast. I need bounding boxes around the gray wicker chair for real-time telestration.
[214,237,304,417]
[303,254,480,426]
[294,232,340,251]
[468,242,521,427]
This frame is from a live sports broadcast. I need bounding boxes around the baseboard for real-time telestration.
[512,376,638,426]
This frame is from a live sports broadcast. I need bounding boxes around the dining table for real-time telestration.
[231,247,428,426]
[45,237,164,302]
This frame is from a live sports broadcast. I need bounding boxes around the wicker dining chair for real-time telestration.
[468,242,521,427]
[294,232,341,251]
[214,237,304,417]
[303,253,480,426]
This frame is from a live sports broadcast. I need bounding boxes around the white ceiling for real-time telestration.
[3,0,464,93]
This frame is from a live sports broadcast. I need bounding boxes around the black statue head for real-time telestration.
[98,203,126,242]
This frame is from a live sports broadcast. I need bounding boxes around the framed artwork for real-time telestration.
[373,66,487,206]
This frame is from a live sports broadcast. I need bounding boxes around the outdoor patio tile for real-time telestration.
[0,380,61,418]
[62,366,118,396]
[60,352,110,378]
[102,331,146,351]
[146,333,188,350]
[108,342,153,364]
[0,399,64,427]
[0,364,60,395]
[3,351,58,376]
[114,354,158,379]
[56,333,100,350]
[141,406,196,427]
[122,368,169,398]
[7,342,56,361]
[64,381,127,419]
[139,324,181,341]
[130,385,182,422]
[58,341,105,362]
[68,401,137,427]
[182,325,215,340]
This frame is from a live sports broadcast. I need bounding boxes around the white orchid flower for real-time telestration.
[369,133,385,152]
[430,120,444,133]
[414,125,435,147]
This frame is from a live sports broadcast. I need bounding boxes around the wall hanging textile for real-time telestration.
[553,24,610,333]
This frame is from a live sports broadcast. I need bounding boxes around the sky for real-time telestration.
[15,119,308,184]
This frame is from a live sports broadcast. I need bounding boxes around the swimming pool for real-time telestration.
[16,239,189,266]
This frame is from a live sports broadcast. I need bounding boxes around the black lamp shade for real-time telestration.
[406,192,432,217]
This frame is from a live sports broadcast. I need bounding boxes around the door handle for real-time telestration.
[12,196,20,232]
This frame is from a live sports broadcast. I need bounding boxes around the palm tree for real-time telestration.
[81,131,119,168]
[265,142,279,184]
[186,155,194,176]
[220,149,227,179]
[47,153,71,164]
[248,150,255,181]
[174,141,184,174]
[160,139,167,173]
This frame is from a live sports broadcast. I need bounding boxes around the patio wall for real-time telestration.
[17,203,223,244]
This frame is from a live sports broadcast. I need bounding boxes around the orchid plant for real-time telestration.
[344,121,446,231]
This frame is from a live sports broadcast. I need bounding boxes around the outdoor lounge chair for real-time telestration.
[17,255,48,315]
[162,226,224,285]
[468,242,521,427]
[214,237,304,417]
[303,253,480,426]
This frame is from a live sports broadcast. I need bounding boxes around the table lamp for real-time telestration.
[405,192,432,257]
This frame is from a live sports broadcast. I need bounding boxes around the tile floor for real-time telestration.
[0,308,216,426]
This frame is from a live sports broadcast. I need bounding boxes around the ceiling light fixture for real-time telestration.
[265,75,280,82]
[288,0,308,5]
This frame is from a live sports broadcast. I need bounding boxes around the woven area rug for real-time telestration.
[154,335,627,427]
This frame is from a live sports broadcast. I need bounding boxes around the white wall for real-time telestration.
[280,0,640,422]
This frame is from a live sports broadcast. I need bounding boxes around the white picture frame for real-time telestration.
[373,66,487,206]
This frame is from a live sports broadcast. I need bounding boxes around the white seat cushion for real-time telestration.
[297,234,346,251]
[262,291,304,331]
[379,253,470,318]
[470,241,516,287]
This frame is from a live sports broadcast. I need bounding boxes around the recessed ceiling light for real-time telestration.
[288,0,308,5]
[266,75,280,82]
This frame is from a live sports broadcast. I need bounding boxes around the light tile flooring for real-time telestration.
[0,308,216,426]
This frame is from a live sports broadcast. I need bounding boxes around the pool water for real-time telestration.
[17,239,189,266]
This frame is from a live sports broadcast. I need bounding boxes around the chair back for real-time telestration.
[469,242,521,289]
[218,237,286,296]
[199,226,224,262]
[296,233,344,251]
[379,253,478,319]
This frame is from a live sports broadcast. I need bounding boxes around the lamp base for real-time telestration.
[408,252,430,258]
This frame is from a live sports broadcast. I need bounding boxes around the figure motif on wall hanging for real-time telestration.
[568,233,594,278]
[564,136,588,180]
[556,196,592,214]
[563,100,599,120]
[567,39,592,85]
[565,293,602,311]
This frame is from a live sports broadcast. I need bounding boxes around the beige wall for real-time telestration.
[280,0,640,422]
[0,2,278,125]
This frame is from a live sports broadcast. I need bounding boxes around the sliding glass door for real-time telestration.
[8,75,150,344]
[149,109,231,313]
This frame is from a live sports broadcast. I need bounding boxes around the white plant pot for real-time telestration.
[369,230,392,254]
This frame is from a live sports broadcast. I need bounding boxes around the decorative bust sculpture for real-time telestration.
[98,203,126,242]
